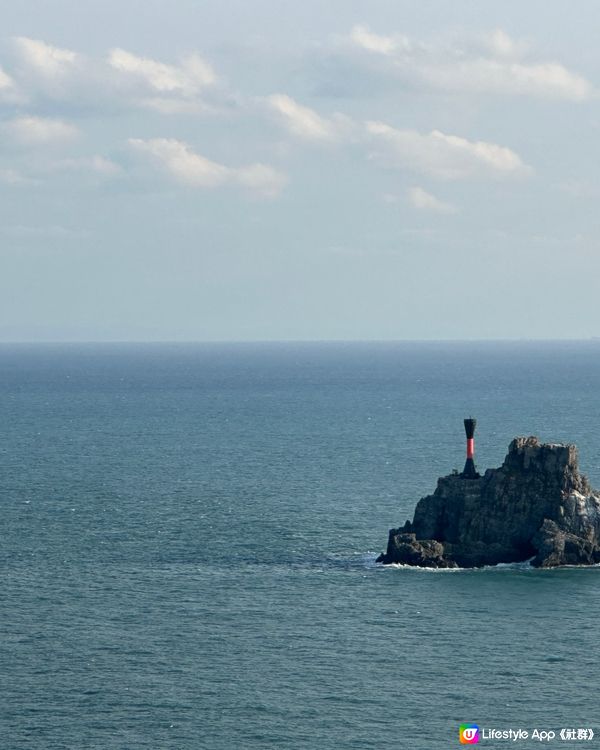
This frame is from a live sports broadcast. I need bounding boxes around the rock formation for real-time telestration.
[377,436,600,568]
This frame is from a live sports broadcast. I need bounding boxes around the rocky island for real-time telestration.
[377,425,600,568]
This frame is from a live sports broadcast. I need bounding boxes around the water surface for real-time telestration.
[1,341,599,748]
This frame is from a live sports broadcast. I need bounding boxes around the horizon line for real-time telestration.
[0,337,599,345]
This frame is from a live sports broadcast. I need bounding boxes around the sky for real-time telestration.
[1,0,600,341]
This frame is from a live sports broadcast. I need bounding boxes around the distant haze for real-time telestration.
[1,1,599,341]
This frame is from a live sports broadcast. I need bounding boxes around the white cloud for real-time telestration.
[0,64,22,103]
[130,138,228,186]
[407,186,457,214]
[129,138,286,197]
[0,155,119,188]
[108,48,216,95]
[106,48,222,115]
[234,163,287,195]
[0,65,14,90]
[418,59,592,100]
[367,121,531,180]
[4,40,221,113]
[483,29,528,59]
[52,156,122,176]
[349,25,404,56]
[9,37,84,103]
[6,116,79,145]
[266,94,354,142]
[347,25,593,101]
[14,37,78,78]
[0,168,38,186]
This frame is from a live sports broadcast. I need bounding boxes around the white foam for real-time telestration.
[380,557,600,572]
[380,558,535,573]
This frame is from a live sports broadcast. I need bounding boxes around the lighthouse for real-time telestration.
[462,417,479,478]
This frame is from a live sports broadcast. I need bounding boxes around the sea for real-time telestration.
[1,341,600,749]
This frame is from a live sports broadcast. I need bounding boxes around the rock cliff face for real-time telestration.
[377,437,600,568]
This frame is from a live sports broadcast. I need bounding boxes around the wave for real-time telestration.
[378,557,600,572]
[378,558,535,573]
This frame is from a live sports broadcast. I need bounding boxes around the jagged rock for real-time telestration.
[377,436,600,568]
[379,532,459,568]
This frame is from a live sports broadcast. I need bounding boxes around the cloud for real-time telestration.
[367,121,531,180]
[129,138,227,186]
[9,37,91,104]
[6,116,79,144]
[346,25,593,101]
[106,48,225,115]
[417,59,592,101]
[0,65,15,90]
[265,94,354,141]
[14,37,78,78]
[482,29,528,59]
[406,186,457,214]
[129,138,286,196]
[3,38,223,115]
[349,25,411,56]
[0,64,22,103]
[51,156,122,176]
[108,48,216,97]
[234,163,287,194]
[0,168,39,186]
[14,37,78,72]
[0,155,119,188]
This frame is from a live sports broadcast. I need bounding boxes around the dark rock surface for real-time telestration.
[377,436,600,568]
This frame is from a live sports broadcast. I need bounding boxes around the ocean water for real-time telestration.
[1,341,600,749]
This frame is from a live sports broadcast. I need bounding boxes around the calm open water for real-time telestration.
[1,341,600,749]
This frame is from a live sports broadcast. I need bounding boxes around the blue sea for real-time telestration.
[2,341,600,749]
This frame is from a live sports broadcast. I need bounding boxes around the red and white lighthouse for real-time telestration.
[462,417,479,478]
